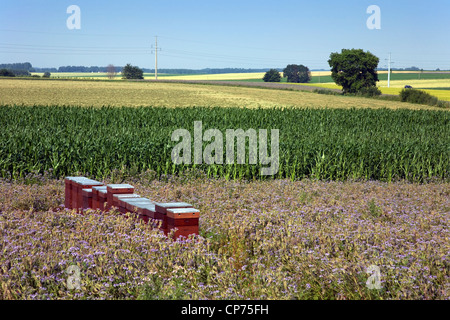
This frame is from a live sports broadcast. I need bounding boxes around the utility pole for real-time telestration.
[385,53,394,88]
[387,53,391,88]
[152,36,161,80]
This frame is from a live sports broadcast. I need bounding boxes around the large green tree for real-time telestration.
[122,64,144,79]
[283,64,311,83]
[328,49,379,94]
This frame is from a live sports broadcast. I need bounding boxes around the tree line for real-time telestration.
[0,63,284,75]
[55,66,282,74]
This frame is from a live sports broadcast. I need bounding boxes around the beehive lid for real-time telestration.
[139,204,156,211]
[122,197,151,204]
[77,179,103,186]
[92,186,107,191]
[166,208,200,219]
[113,194,141,200]
[106,184,134,189]
[154,202,193,213]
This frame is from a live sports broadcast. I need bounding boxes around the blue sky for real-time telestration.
[0,0,449,70]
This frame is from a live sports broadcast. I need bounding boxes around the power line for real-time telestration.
[0,38,448,69]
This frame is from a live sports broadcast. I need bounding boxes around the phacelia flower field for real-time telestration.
[0,173,448,300]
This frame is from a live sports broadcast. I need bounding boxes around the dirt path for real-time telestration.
[140,79,343,93]
[139,79,402,100]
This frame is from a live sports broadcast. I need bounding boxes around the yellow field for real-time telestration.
[300,80,450,102]
[32,72,112,79]
[32,71,270,81]
[0,78,447,110]
[153,72,267,81]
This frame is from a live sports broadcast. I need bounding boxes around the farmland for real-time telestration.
[0,77,449,300]
[27,70,450,101]
[0,78,447,110]
[0,104,448,182]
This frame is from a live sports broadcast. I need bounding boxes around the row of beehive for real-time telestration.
[64,176,200,239]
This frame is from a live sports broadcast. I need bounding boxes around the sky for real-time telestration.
[0,0,449,70]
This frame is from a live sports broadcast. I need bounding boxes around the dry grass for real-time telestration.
[0,79,443,110]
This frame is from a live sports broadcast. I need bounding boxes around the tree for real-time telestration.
[263,69,281,82]
[0,69,15,77]
[283,64,311,83]
[328,49,379,94]
[107,64,116,80]
[121,64,144,79]
[43,72,51,78]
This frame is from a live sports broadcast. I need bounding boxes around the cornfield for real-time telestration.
[0,105,448,182]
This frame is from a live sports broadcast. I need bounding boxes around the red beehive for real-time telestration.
[75,179,104,213]
[68,177,91,211]
[64,177,77,209]
[140,203,156,220]
[67,177,103,212]
[69,177,89,210]
[123,198,153,214]
[106,184,134,210]
[135,204,160,227]
[169,226,200,239]
[81,188,93,211]
[91,186,107,210]
[97,188,108,211]
[166,208,200,239]
[154,202,193,235]
[113,194,141,214]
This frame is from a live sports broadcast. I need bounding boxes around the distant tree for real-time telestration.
[11,70,30,76]
[107,64,116,80]
[0,69,15,77]
[0,62,32,71]
[89,66,100,73]
[121,64,144,79]
[328,49,379,94]
[43,72,51,78]
[283,64,311,83]
[263,69,281,82]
